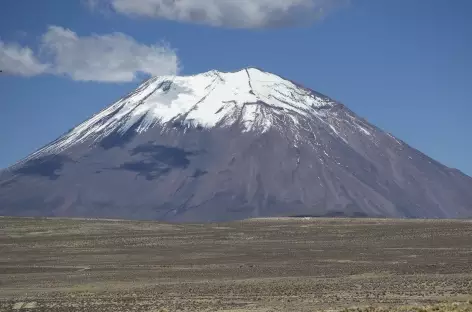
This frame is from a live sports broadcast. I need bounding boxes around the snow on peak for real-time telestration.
[30,68,337,156]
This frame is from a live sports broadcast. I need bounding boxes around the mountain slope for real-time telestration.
[1,68,471,221]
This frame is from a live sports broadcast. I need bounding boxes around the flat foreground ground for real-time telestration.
[0,217,471,311]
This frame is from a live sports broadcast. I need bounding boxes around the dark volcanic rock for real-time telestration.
[1,68,471,221]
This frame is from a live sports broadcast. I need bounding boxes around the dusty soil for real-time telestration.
[0,217,471,311]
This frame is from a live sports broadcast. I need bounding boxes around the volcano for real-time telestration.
[1,68,471,221]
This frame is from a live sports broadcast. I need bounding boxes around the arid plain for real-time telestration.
[1,217,471,311]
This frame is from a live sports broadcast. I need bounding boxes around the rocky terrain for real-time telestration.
[1,217,471,311]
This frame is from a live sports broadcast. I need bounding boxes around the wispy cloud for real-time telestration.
[87,0,347,29]
[0,41,49,76]
[0,26,180,82]
[41,26,180,82]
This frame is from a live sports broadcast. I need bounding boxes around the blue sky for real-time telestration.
[1,0,471,175]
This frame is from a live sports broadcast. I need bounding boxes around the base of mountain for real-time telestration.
[1,217,471,311]
[2,299,472,312]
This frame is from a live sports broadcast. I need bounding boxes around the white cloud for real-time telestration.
[41,26,179,82]
[0,41,49,76]
[91,0,346,28]
[0,26,180,82]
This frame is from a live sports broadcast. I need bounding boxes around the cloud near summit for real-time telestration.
[88,0,346,28]
[0,26,179,82]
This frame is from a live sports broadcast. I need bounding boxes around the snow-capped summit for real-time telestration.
[33,68,336,157]
[1,68,472,222]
